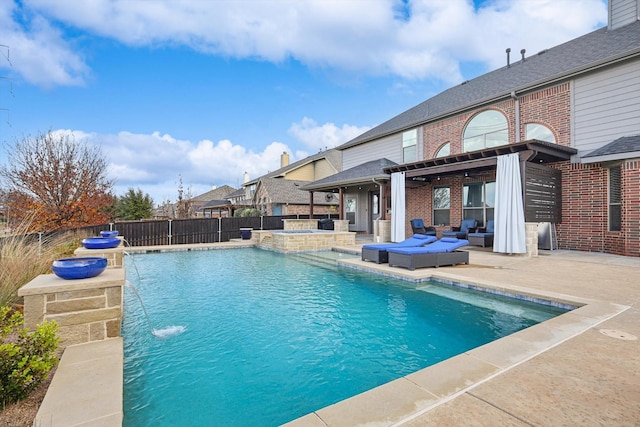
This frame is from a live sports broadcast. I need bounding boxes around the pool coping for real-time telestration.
[281,257,629,426]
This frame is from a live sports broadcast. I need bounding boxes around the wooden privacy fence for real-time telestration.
[31,214,337,247]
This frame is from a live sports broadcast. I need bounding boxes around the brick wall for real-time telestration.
[551,159,639,256]
[519,83,571,145]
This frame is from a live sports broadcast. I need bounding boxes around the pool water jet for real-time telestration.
[124,281,187,339]
[123,243,186,339]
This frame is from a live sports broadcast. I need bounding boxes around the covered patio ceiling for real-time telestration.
[384,139,577,179]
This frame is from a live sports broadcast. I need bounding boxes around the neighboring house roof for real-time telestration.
[190,185,236,202]
[245,149,342,185]
[198,199,233,211]
[257,178,336,204]
[226,188,246,198]
[302,158,398,191]
[340,20,640,149]
[582,134,640,163]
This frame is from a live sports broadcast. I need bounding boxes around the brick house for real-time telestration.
[245,150,342,216]
[307,0,639,256]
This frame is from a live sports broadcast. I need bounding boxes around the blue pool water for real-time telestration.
[122,248,567,426]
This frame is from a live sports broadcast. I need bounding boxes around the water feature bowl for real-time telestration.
[52,257,108,280]
[82,237,121,249]
[100,230,119,238]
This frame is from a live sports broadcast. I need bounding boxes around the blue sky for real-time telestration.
[0,0,607,204]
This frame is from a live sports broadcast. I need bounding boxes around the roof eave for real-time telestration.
[301,174,390,191]
[582,151,640,164]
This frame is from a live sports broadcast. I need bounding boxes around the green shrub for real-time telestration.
[0,306,59,406]
[233,208,260,217]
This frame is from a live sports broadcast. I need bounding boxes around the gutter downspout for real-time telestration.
[372,178,383,242]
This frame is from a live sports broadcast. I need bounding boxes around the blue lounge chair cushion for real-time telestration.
[386,238,469,254]
[362,234,436,251]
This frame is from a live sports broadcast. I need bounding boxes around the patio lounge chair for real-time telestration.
[441,219,478,239]
[468,220,494,247]
[410,219,437,236]
[361,234,437,264]
[387,237,470,270]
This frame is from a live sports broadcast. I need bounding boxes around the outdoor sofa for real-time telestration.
[387,237,470,270]
[361,234,437,264]
[441,219,478,239]
[468,220,494,247]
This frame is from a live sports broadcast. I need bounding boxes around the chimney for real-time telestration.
[506,48,511,68]
[520,49,526,61]
[243,171,249,183]
[281,151,290,168]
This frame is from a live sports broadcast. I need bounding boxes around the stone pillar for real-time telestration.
[374,220,391,242]
[18,268,126,352]
[525,222,539,257]
[332,220,350,232]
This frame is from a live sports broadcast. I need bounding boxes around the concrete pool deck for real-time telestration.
[37,241,640,426]
[287,243,639,426]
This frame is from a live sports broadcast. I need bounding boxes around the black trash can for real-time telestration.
[318,219,334,230]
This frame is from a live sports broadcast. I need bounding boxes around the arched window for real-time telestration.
[525,123,556,143]
[463,110,508,152]
[434,143,450,158]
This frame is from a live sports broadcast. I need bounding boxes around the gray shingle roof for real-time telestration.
[259,178,336,204]
[198,199,232,209]
[341,20,640,149]
[582,134,640,163]
[302,158,398,191]
[190,185,236,202]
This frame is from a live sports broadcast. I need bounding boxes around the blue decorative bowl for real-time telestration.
[100,230,119,238]
[82,237,121,249]
[52,257,108,280]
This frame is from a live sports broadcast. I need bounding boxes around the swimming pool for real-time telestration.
[122,248,568,426]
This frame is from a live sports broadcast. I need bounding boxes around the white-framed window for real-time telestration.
[525,123,556,143]
[463,181,495,227]
[345,198,356,224]
[609,165,621,231]
[463,110,508,152]
[435,143,450,158]
[402,129,417,163]
[433,186,450,226]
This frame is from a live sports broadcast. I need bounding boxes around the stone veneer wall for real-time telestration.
[282,219,318,230]
[18,248,126,353]
[268,231,355,252]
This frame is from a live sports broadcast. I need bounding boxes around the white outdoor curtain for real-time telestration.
[493,153,526,253]
[391,172,406,242]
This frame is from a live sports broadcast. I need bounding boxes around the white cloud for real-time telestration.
[48,117,367,203]
[0,0,89,87]
[54,126,353,205]
[288,117,371,152]
[3,0,607,87]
